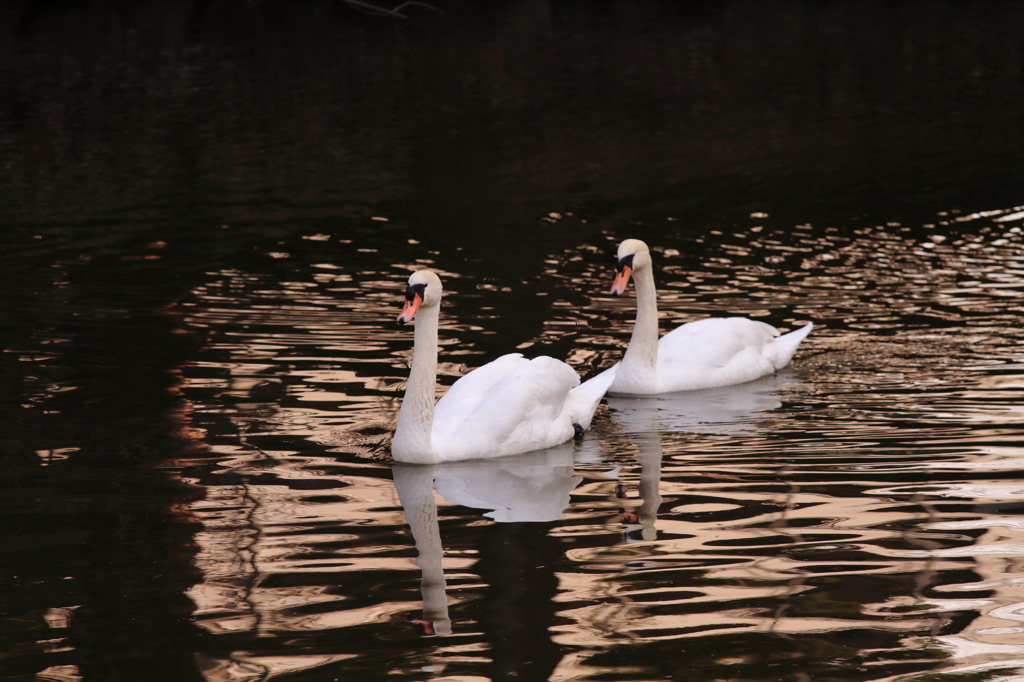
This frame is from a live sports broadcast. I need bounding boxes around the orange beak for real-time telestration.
[610,265,632,295]
[397,294,423,324]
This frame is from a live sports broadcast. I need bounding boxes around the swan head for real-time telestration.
[610,239,652,295]
[397,269,443,324]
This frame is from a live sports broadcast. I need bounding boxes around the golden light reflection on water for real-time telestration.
[173,208,1023,681]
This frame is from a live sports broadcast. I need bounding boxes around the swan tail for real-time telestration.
[565,364,618,430]
[768,322,813,370]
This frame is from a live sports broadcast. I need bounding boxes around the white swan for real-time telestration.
[391,269,615,464]
[607,238,813,395]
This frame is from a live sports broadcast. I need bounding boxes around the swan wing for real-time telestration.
[656,317,780,391]
[443,356,581,458]
[433,353,529,437]
[659,317,778,365]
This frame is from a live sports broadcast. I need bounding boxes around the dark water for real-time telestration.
[2,2,1023,681]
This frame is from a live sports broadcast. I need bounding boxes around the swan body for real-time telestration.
[392,269,614,465]
[607,238,813,396]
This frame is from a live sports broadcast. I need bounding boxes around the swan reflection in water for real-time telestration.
[606,370,795,435]
[391,443,584,637]
[392,371,798,636]
[604,371,799,542]
[395,372,794,622]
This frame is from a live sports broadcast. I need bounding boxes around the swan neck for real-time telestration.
[625,266,659,373]
[396,304,439,450]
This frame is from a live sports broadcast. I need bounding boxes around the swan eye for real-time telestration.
[616,254,635,272]
[405,282,427,301]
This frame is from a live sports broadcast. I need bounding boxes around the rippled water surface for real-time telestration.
[2,2,1024,682]
[170,209,1024,682]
